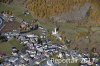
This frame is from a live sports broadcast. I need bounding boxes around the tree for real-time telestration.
[0,58,4,64]
[37,38,42,45]
[0,35,8,42]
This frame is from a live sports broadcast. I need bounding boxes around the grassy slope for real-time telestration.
[0,39,23,55]
[10,0,33,22]
[0,1,33,22]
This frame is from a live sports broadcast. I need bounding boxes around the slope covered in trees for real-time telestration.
[26,0,100,23]
[26,0,87,18]
[27,0,97,17]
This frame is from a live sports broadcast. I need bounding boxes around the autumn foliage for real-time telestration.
[26,0,88,18]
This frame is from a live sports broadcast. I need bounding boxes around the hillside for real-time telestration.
[0,0,100,52]
[0,0,100,23]
[26,0,100,23]
[26,0,87,18]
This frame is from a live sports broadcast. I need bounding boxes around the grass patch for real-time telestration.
[0,3,13,12]
[0,39,23,55]
[67,63,80,66]
[0,3,33,22]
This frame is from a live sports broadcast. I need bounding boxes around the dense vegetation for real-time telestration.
[26,0,100,23]
[26,0,86,18]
